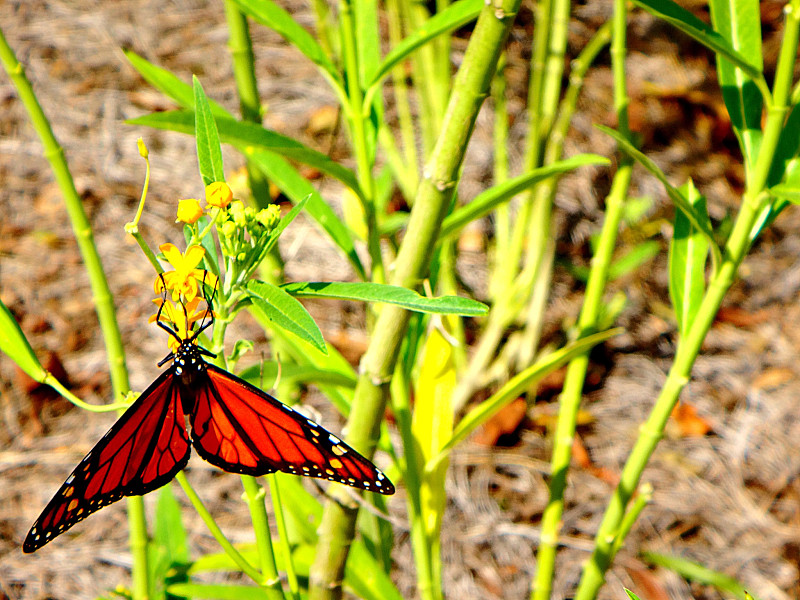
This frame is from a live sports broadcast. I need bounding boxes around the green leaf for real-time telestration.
[0,298,45,381]
[429,329,623,468]
[282,281,488,316]
[769,182,800,204]
[123,50,229,117]
[166,583,271,599]
[624,590,642,600]
[128,110,362,199]
[153,484,189,565]
[597,125,721,267]
[368,0,483,89]
[355,0,380,88]
[569,241,661,282]
[192,77,224,186]
[255,313,356,417]
[608,241,661,280]
[641,551,759,600]
[229,0,340,84]
[669,181,709,337]
[630,0,763,81]
[441,154,609,239]
[709,0,763,169]
[246,280,326,353]
[238,362,357,390]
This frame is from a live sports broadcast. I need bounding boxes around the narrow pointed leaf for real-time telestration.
[281,281,488,315]
[0,298,45,381]
[429,329,623,469]
[229,0,340,83]
[631,0,762,81]
[597,125,720,266]
[668,180,709,337]
[441,154,609,239]
[123,50,229,117]
[192,77,224,186]
[246,280,326,353]
[369,0,483,88]
[709,0,763,167]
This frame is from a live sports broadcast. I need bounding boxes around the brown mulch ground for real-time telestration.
[2,1,800,599]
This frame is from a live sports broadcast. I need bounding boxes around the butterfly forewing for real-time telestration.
[189,365,394,495]
[23,370,190,553]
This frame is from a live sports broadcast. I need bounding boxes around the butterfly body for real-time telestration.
[24,338,393,553]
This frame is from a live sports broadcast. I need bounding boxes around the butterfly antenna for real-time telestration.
[155,273,183,345]
[192,271,216,342]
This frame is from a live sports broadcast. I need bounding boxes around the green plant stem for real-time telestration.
[532,165,632,600]
[224,0,273,212]
[532,16,624,599]
[174,472,265,584]
[489,53,510,300]
[308,3,521,598]
[0,27,151,600]
[390,367,439,600]
[269,475,301,600]
[576,5,799,596]
[385,0,419,199]
[514,0,569,369]
[211,303,283,598]
[241,475,284,598]
[338,0,383,284]
[450,22,610,408]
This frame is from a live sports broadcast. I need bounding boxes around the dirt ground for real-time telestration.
[2,1,800,599]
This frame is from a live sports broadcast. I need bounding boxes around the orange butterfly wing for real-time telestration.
[189,365,393,495]
[24,371,190,552]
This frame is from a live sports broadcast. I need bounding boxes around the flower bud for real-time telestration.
[206,181,233,209]
[175,198,203,224]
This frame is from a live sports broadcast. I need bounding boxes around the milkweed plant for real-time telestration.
[2,0,800,598]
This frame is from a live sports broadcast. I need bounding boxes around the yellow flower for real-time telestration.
[176,198,203,224]
[156,243,217,302]
[150,297,212,351]
[206,181,233,209]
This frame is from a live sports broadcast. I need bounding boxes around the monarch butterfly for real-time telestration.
[23,282,394,553]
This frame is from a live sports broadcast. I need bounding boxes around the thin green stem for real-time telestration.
[0,27,149,599]
[489,53,510,300]
[308,3,521,597]
[43,373,129,413]
[338,0,383,283]
[241,475,285,598]
[385,0,419,199]
[269,475,301,600]
[576,5,800,597]
[174,472,265,584]
[224,1,272,211]
[452,22,611,407]
[390,367,437,600]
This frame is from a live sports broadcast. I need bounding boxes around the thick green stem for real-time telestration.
[576,3,799,596]
[0,28,149,599]
[307,2,522,597]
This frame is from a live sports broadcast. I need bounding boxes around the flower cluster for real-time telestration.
[152,244,217,350]
[216,200,281,265]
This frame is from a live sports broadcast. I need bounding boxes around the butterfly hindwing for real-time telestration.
[23,370,191,553]
[189,365,394,495]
